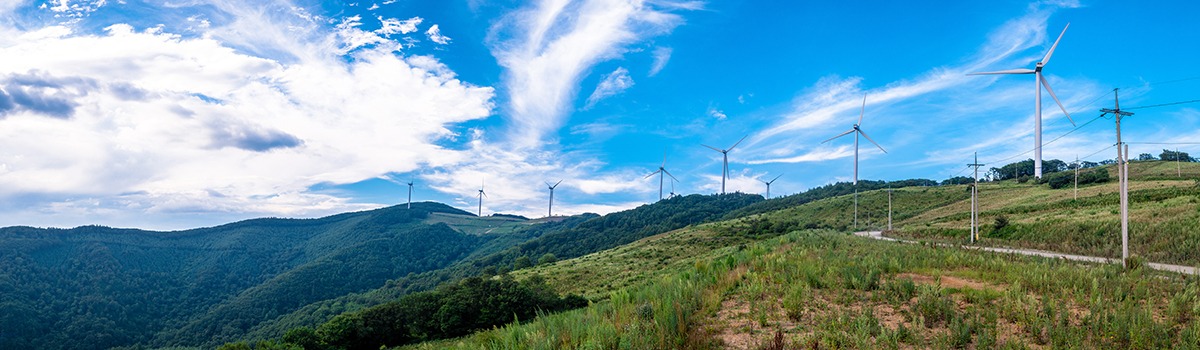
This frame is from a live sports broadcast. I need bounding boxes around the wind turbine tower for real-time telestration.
[822,94,887,228]
[546,180,562,217]
[477,181,487,217]
[970,23,1076,178]
[406,179,414,209]
[761,174,782,198]
[645,153,679,201]
[703,135,748,194]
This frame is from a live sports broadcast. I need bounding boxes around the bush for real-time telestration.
[1045,168,1109,189]
[314,275,587,349]
[915,285,954,328]
[993,216,1009,231]
[841,265,881,291]
[538,253,557,265]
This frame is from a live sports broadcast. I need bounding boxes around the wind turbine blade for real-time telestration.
[858,129,887,153]
[645,169,662,179]
[769,173,783,183]
[554,179,563,188]
[968,69,1035,75]
[821,129,856,144]
[663,169,679,182]
[1042,23,1069,65]
[727,134,749,151]
[1040,75,1075,126]
[857,94,866,126]
[701,144,722,153]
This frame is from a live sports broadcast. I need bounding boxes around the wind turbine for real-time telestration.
[822,94,887,229]
[406,179,414,209]
[546,180,562,217]
[477,181,487,217]
[702,135,748,194]
[761,174,782,198]
[645,153,679,201]
[969,23,1075,179]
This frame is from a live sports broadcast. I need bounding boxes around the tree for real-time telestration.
[513,256,532,269]
[537,253,557,266]
[1138,153,1155,161]
[1160,149,1193,162]
[942,176,974,185]
[282,327,324,350]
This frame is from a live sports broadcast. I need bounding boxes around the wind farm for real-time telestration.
[5,2,1200,349]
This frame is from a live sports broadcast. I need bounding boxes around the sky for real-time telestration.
[0,0,1197,230]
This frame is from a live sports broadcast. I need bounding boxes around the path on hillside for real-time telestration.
[852,231,1198,275]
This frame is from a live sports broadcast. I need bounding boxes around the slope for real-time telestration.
[236,193,765,344]
[0,202,549,350]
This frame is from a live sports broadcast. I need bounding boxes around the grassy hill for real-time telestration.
[380,160,1200,349]
[870,160,1200,266]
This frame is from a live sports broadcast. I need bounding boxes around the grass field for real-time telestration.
[405,229,1200,349]
[396,160,1200,349]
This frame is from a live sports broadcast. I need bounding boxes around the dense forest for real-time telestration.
[0,202,507,349]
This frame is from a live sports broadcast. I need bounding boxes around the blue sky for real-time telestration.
[0,0,1197,230]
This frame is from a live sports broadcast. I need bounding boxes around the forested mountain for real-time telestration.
[0,202,531,349]
[0,194,764,349]
[239,193,764,344]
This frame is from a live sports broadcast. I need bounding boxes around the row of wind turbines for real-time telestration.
[643,23,1076,228]
[409,23,1077,223]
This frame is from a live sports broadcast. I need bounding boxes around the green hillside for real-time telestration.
[232,193,764,348]
[0,202,538,349]
[373,160,1200,349]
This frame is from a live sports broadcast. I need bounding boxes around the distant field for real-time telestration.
[424,212,533,235]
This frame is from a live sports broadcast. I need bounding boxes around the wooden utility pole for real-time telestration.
[1178,148,1182,177]
[1101,88,1134,266]
[1074,155,1079,200]
[888,188,893,231]
[967,152,986,243]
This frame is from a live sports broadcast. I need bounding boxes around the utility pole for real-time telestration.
[888,187,893,231]
[1074,155,1079,200]
[967,152,986,243]
[1101,88,1134,266]
[854,188,858,229]
[1178,148,1182,177]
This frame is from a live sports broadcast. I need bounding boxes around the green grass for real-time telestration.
[405,230,1200,349]
[766,161,1200,266]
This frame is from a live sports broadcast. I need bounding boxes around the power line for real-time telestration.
[1125,99,1200,110]
[1128,142,1200,145]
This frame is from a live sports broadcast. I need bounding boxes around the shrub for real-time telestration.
[993,216,1009,231]
[915,285,954,328]
[884,278,917,302]
[841,265,881,291]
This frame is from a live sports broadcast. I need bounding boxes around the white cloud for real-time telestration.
[738,2,1079,174]
[489,0,697,148]
[367,3,379,11]
[707,106,726,120]
[377,16,422,36]
[0,4,495,229]
[584,67,633,108]
[648,46,671,76]
[425,24,451,44]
